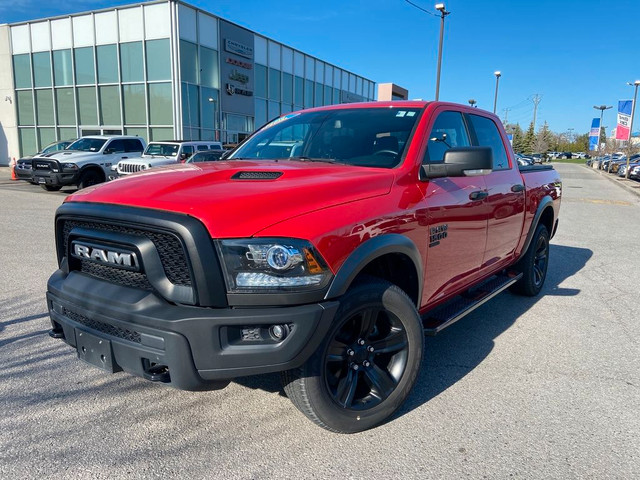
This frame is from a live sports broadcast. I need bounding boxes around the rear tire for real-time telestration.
[510,223,549,296]
[78,170,103,190]
[281,279,423,433]
[40,184,62,191]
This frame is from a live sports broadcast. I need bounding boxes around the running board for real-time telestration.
[422,272,523,336]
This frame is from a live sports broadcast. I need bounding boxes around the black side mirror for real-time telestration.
[421,146,493,179]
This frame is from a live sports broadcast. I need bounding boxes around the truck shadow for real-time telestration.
[234,244,592,420]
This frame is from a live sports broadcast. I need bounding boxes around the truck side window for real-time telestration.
[181,146,195,159]
[107,139,125,153]
[124,139,144,152]
[467,114,509,170]
[424,111,470,164]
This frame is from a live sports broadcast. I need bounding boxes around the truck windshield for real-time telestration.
[144,143,180,156]
[229,107,422,168]
[67,138,107,152]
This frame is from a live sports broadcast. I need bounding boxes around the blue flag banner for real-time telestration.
[589,117,600,151]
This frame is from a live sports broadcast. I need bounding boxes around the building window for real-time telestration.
[146,39,171,81]
[56,88,75,125]
[255,99,267,127]
[123,84,146,125]
[17,91,34,126]
[148,82,173,125]
[97,45,118,84]
[53,50,73,86]
[314,83,323,107]
[282,73,293,105]
[19,128,37,156]
[13,54,32,89]
[33,52,52,88]
[304,79,313,107]
[38,127,56,150]
[150,127,173,141]
[74,47,95,85]
[200,87,218,130]
[199,46,219,89]
[99,86,121,125]
[268,68,280,101]
[181,82,199,127]
[180,40,198,84]
[58,127,77,140]
[268,101,279,120]
[255,64,267,98]
[120,42,144,83]
[77,86,98,125]
[35,89,54,125]
[294,76,303,106]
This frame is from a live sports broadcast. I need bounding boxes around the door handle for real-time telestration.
[121,156,128,159]
[511,184,525,193]
[469,190,488,201]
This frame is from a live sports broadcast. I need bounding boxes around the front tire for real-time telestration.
[282,279,423,433]
[78,170,103,190]
[510,223,549,296]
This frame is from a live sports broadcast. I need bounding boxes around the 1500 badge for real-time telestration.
[429,224,448,248]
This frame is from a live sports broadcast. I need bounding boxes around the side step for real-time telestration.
[422,271,523,336]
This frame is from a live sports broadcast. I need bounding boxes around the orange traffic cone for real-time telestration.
[10,157,18,181]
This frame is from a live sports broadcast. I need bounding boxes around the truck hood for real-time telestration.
[41,150,99,162]
[66,160,395,238]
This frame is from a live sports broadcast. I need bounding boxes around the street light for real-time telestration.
[468,99,477,108]
[593,104,612,169]
[624,80,640,178]
[434,3,450,101]
[493,71,501,114]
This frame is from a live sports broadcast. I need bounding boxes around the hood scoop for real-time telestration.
[231,171,283,180]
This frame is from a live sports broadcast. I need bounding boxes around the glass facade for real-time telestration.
[9,3,375,156]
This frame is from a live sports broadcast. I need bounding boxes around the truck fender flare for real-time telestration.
[520,196,554,255]
[324,234,423,305]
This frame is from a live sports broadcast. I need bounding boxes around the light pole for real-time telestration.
[493,71,501,114]
[468,99,477,108]
[593,104,612,169]
[434,3,450,101]
[624,80,640,178]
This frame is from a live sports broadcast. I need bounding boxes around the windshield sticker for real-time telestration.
[406,111,416,117]
[266,113,301,128]
[396,111,407,117]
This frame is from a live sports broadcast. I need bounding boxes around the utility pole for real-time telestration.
[531,94,542,130]
[503,107,511,124]
[625,80,640,178]
[434,3,450,101]
[567,127,574,143]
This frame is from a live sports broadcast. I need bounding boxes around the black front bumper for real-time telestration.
[33,170,79,187]
[47,269,338,391]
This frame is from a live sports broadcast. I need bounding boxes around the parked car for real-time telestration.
[185,149,226,163]
[15,140,74,183]
[618,161,640,177]
[629,164,640,179]
[31,136,146,191]
[116,140,224,176]
[45,100,562,433]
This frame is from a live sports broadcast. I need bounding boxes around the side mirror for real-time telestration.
[104,148,114,154]
[421,147,493,179]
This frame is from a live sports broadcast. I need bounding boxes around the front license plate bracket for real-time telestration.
[75,329,121,373]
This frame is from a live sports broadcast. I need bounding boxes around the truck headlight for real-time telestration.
[62,163,78,171]
[217,238,332,293]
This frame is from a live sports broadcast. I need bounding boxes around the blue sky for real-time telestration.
[3,0,639,135]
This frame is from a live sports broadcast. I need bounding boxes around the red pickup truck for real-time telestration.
[46,101,561,433]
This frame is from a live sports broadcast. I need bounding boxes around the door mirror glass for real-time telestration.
[421,147,493,179]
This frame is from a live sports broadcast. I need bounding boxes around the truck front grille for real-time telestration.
[118,163,145,174]
[62,219,192,287]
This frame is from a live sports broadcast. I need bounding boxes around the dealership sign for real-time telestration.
[589,117,600,150]
[225,39,253,59]
[226,83,253,97]
[615,100,633,140]
[226,57,252,70]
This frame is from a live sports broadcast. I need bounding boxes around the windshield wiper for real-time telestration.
[288,156,344,164]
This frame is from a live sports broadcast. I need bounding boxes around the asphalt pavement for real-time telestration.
[0,163,638,479]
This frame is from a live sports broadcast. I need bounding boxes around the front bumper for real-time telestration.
[47,269,338,391]
[33,170,79,187]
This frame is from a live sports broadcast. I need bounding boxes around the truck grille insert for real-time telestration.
[63,307,142,344]
[118,163,146,173]
[62,220,192,287]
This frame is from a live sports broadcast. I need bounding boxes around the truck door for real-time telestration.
[416,110,489,307]
[466,113,525,272]
[102,139,130,176]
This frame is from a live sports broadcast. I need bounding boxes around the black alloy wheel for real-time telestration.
[324,306,408,410]
[282,278,423,433]
[510,223,550,296]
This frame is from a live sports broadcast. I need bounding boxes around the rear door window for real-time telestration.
[181,146,195,159]
[467,114,509,170]
[124,139,145,152]
[424,111,471,164]
[107,139,126,153]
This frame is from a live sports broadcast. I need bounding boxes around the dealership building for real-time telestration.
[0,0,378,164]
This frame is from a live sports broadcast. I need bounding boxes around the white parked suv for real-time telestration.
[31,135,146,191]
[116,140,223,176]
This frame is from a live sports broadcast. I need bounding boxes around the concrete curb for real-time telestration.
[582,164,640,198]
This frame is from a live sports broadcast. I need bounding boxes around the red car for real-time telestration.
[46,101,561,432]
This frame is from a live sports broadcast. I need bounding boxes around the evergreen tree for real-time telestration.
[512,124,524,153]
[523,121,535,154]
